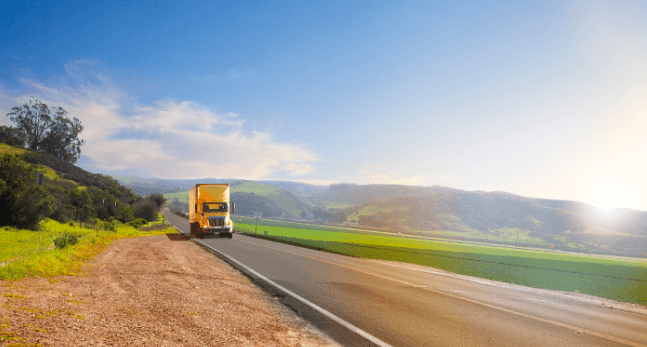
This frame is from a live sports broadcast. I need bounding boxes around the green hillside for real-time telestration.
[231,181,314,218]
[162,181,317,219]
[320,185,647,257]
[0,144,164,229]
[164,191,189,204]
[231,181,281,195]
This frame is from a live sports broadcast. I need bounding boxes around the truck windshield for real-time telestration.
[204,203,228,212]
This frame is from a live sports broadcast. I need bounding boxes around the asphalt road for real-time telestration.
[162,210,647,347]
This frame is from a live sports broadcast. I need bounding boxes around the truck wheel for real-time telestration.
[228,233,233,239]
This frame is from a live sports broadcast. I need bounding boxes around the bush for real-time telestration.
[53,233,81,249]
[0,153,53,230]
[127,218,148,230]
[132,199,158,222]
[102,220,116,231]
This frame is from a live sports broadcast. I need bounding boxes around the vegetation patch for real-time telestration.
[0,216,174,281]
[239,220,647,306]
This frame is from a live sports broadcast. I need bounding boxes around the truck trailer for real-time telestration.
[189,184,235,239]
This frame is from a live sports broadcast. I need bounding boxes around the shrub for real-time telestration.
[127,218,148,230]
[53,233,81,249]
[132,199,158,222]
[0,153,54,230]
[102,220,116,232]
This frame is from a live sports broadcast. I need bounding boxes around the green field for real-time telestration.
[235,216,647,306]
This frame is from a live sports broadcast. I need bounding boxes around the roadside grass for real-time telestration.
[237,221,647,306]
[0,217,175,281]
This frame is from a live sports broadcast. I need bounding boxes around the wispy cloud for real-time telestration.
[368,174,425,186]
[0,64,317,180]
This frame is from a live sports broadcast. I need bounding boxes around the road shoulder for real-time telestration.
[0,233,339,346]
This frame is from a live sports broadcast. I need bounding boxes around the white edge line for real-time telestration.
[196,239,393,347]
[169,221,392,347]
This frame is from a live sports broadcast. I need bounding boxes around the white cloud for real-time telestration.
[0,69,318,180]
[368,174,425,186]
[285,163,314,176]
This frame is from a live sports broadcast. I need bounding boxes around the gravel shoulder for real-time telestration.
[0,233,340,346]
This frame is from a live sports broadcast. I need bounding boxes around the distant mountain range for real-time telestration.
[110,175,647,257]
[109,175,327,197]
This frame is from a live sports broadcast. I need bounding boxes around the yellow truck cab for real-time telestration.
[189,184,235,239]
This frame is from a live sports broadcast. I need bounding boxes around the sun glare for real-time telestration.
[582,179,633,221]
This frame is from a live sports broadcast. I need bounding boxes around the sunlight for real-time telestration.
[582,179,632,222]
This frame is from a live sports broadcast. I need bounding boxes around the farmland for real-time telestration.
[234,216,647,306]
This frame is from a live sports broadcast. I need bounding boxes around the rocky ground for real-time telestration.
[0,233,340,346]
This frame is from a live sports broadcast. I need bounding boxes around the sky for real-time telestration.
[1,0,646,211]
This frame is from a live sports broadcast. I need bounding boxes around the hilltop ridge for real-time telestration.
[112,174,647,257]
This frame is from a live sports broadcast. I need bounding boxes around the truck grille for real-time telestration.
[209,218,225,227]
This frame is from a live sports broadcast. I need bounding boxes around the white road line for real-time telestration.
[164,215,646,347]
[193,238,393,347]
[526,298,548,302]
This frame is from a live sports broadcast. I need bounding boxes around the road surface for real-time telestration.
[162,210,647,347]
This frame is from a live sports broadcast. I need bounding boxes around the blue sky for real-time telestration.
[1,0,646,211]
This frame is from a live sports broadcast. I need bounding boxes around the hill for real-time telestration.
[0,144,158,226]
[230,181,315,218]
[110,176,327,197]
[325,185,647,256]
[159,181,318,219]
[110,173,647,256]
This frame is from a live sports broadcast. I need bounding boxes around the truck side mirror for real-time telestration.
[232,203,235,213]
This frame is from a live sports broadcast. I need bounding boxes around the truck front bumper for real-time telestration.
[204,227,232,235]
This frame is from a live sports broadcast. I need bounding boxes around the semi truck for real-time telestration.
[189,184,235,239]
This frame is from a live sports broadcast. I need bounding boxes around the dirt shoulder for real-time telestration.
[1,234,339,346]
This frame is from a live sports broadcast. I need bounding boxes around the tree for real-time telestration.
[333,211,347,223]
[6,99,85,164]
[0,126,25,147]
[132,199,159,222]
[148,194,167,209]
